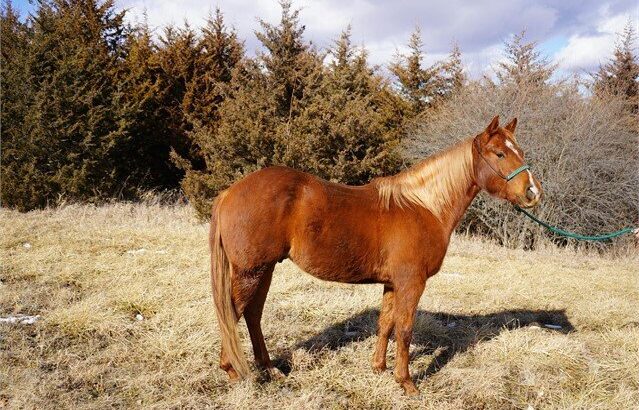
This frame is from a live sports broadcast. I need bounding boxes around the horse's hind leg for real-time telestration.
[372,285,395,373]
[218,265,264,379]
[219,264,280,380]
[243,264,284,380]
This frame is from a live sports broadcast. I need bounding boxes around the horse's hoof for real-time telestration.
[402,381,420,396]
[226,368,241,382]
[372,363,387,373]
[268,367,286,381]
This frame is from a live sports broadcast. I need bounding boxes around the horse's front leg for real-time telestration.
[393,278,426,396]
[372,285,394,372]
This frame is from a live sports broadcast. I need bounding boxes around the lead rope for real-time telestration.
[514,206,637,241]
[473,137,637,241]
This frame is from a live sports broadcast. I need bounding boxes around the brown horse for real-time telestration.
[210,116,542,395]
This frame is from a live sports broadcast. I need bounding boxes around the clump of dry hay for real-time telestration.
[1,203,638,409]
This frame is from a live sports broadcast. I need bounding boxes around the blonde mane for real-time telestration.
[375,138,475,221]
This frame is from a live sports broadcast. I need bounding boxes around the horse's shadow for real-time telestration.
[273,308,573,381]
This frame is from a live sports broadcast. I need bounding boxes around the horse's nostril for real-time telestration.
[526,186,536,201]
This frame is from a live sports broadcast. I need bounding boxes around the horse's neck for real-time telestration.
[422,140,479,234]
[439,175,480,236]
[377,138,480,235]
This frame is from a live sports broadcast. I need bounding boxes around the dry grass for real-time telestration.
[1,203,638,409]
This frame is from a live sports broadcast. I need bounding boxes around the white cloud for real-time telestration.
[119,0,281,40]
[465,44,506,78]
[117,0,637,79]
[553,9,636,73]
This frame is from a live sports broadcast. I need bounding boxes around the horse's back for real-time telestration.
[217,166,380,274]
[216,166,446,282]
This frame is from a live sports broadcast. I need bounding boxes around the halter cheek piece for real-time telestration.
[473,137,530,182]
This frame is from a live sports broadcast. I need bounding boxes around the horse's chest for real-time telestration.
[378,214,450,279]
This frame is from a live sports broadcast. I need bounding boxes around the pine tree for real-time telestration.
[284,27,402,184]
[594,21,638,112]
[496,31,556,86]
[1,0,38,210]
[390,27,441,114]
[180,8,244,168]
[119,18,181,188]
[439,43,465,99]
[5,0,137,209]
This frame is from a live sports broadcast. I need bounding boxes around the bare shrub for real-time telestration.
[409,79,638,248]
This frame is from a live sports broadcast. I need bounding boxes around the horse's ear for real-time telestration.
[486,115,500,135]
[504,117,517,135]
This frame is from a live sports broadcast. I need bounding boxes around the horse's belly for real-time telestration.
[289,257,381,284]
[288,237,384,284]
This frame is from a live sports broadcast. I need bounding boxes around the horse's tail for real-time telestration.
[210,190,250,378]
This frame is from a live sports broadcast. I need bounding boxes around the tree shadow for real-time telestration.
[273,308,574,380]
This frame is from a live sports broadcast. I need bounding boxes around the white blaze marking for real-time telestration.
[527,170,540,196]
[504,139,523,160]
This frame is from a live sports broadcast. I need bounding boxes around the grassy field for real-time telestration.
[1,203,638,409]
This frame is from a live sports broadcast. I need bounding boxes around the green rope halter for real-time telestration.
[473,137,533,182]
[514,206,637,241]
[506,165,530,181]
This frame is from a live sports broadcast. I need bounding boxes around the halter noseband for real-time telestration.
[473,137,530,182]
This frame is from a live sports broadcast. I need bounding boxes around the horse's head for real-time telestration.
[472,115,542,208]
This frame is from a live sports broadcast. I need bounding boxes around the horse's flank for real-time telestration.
[374,138,475,223]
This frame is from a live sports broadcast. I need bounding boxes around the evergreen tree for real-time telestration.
[285,27,402,183]
[390,27,440,114]
[154,23,199,163]
[179,8,244,169]
[496,31,556,86]
[183,9,244,125]
[180,58,288,217]
[0,1,31,134]
[175,9,247,216]
[179,1,325,217]
[255,0,321,119]
[1,1,37,209]
[177,4,402,219]
[119,19,181,188]
[438,43,465,99]
[4,0,137,209]
[594,21,638,112]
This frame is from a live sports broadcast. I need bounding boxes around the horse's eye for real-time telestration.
[496,152,505,159]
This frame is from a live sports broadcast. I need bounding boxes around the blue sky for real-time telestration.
[8,0,638,78]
